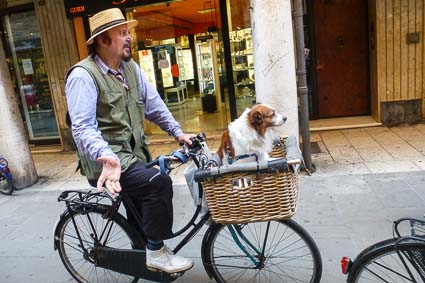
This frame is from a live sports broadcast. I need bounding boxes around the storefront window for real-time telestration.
[123,0,229,138]
[1,10,59,142]
[228,0,255,116]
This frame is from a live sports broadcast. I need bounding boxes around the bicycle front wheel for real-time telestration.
[349,238,425,283]
[203,219,322,283]
[56,207,144,283]
[0,172,13,195]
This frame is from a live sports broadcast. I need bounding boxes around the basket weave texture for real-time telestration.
[202,138,299,224]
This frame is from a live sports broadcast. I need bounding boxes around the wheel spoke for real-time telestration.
[57,209,140,283]
[352,240,424,283]
[208,220,321,283]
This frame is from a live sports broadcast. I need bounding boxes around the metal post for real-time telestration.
[293,0,314,172]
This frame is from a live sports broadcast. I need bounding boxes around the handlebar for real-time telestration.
[145,133,207,173]
[194,158,289,182]
[194,135,302,182]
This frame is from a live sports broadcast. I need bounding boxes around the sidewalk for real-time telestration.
[31,124,425,181]
[0,125,424,282]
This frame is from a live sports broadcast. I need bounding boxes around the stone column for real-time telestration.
[0,40,37,189]
[250,0,299,140]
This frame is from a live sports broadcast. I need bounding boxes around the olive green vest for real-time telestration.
[68,56,151,181]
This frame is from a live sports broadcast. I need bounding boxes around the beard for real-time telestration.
[122,45,132,62]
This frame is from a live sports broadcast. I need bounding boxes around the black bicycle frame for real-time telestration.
[65,187,211,282]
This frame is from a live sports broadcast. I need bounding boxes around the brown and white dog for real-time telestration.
[217,104,287,164]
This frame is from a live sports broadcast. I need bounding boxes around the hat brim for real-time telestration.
[86,20,138,45]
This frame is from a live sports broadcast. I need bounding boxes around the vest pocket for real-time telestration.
[77,144,123,182]
[77,151,103,182]
[136,101,145,122]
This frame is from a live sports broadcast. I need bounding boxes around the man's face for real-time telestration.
[106,25,132,61]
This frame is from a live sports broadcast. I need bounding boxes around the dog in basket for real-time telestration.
[217,103,287,165]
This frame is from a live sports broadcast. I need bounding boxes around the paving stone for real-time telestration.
[327,146,364,164]
[356,147,394,162]
[346,136,381,149]
[365,160,421,173]
[320,131,351,147]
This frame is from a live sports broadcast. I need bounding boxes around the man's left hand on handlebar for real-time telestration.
[176,133,196,146]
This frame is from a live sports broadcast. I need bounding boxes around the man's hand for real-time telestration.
[96,156,122,194]
[176,133,196,146]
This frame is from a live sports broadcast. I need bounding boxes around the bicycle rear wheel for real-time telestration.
[349,238,425,283]
[56,207,144,283]
[203,219,322,283]
[0,171,13,195]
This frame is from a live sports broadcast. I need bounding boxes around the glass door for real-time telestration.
[1,10,59,142]
[195,38,222,113]
[228,0,256,116]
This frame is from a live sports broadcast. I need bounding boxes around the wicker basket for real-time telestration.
[201,138,299,224]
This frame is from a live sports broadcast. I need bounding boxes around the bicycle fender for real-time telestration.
[346,238,397,282]
[53,209,71,250]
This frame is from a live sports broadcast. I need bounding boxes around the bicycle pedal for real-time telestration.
[146,266,184,278]
[146,265,161,272]
[170,272,184,278]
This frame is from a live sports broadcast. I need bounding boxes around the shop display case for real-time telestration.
[177,48,194,81]
[138,49,156,90]
[159,50,174,88]
[230,28,255,98]
[195,38,221,112]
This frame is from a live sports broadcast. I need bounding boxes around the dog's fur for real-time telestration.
[217,104,286,164]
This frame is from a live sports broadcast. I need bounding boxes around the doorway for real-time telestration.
[1,10,60,143]
[311,0,369,118]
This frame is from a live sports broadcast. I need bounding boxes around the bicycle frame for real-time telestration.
[0,158,12,180]
[54,187,212,281]
[53,134,281,282]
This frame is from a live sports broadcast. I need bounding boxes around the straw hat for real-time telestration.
[86,8,138,45]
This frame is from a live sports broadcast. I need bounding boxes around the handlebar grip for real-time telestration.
[194,169,212,182]
[266,158,289,172]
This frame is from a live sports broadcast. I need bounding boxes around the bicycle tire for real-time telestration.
[348,238,425,283]
[0,172,13,195]
[203,219,322,283]
[56,207,144,283]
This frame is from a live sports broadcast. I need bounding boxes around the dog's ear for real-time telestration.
[250,110,263,127]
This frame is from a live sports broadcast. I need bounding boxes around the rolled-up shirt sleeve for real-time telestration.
[135,62,183,138]
[65,67,117,161]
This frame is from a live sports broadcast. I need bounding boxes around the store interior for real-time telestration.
[125,0,256,139]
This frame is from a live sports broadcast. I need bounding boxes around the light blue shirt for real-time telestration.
[65,55,183,161]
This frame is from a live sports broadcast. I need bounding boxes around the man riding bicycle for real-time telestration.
[65,7,195,274]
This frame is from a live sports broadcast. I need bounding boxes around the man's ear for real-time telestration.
[98,34,112,47]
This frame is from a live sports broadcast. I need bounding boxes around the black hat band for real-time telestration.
[91,19,126,37]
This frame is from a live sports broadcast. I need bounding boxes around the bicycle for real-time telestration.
[53,133,322,283]
[0,157,14,195]
[341,217,425,282]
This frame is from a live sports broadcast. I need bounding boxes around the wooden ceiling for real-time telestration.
[130,0,251,41]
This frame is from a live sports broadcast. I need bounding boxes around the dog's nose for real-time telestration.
[282,116,287,123]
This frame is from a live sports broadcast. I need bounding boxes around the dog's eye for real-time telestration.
[265,111,275,118]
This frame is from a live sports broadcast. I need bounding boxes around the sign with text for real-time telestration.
[64,0,170,18]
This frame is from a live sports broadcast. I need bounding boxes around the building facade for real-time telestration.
[1,0,425,151]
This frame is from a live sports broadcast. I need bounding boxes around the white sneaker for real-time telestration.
[146,245,194,273]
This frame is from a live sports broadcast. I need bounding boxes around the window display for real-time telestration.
[138,49,156,90]
[230,28,255,98]
[177,48,194,81]
[1,10,59,141]
[159,50,174,88]
[195,38,222,112]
